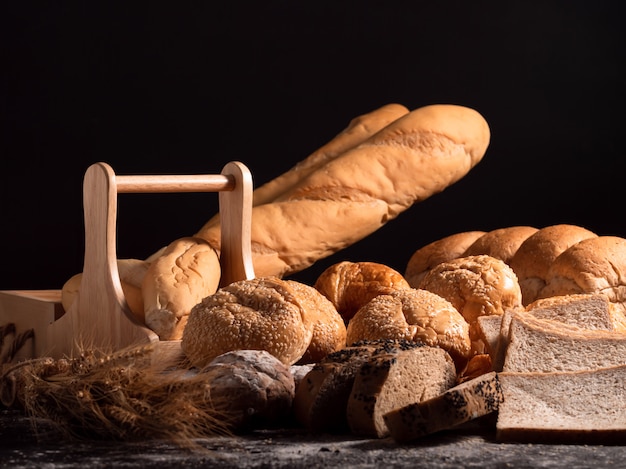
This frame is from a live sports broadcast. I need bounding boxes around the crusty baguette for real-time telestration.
[142,103,490,339]
[384,371,502,443]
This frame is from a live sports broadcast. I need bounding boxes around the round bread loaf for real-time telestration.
[314,261,411,323]
[181,277,314,368]
[404,231,486,288]
[539,236,626,315]
[202,349,295,429]
[345,288,472,368]
[285,280,347,364]
[419,255,523,346]
[508,224,598,305]
[463,226,538,264]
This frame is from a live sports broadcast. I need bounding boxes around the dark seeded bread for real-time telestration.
[384,371,502,442]
[346,344,456,438]
[293,339,420,432]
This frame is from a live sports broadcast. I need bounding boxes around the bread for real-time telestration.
[293,341,390,432]
[202,349,295,429]
[486,294,626,372]
[384,371,502,443]
[284,280,347,364]
[496,365,626,444]
[346,343,456,438]
[508,224,598,305]
[181,277,314,368]
[539,236,626,316]
[143,237,222,340]
[418,255,523,349]
[140,104,490,340]
[462,226,538,264]
[404,231,486,288]
[314,261,411,323]
[501,310,626,373]
[345,288,472,369]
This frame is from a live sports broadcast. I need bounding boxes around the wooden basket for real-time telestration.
[0,161,254,362]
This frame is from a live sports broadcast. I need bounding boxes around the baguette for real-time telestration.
[144,104,491,339]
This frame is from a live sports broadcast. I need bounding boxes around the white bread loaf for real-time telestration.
[496,365,626,444]
[404,230,486,288]
[346,343,456,438]
[384,371,502,443]
[508,224,598,305]
[140,104,490,340]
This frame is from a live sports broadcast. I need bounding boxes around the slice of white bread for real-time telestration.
[383,371,502,443]
[346,344,456,438]
[502,311,626,373]
[496,365,626,444]
[481,294,626,371]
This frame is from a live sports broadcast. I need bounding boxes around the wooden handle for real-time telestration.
[47,161,255,358]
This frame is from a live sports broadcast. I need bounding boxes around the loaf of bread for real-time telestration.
[202,349,295,429]
[509,224,598,305]
[384,371,502,443]
[346,343,456,438]
[293,341,387,432]
[345,288,472,370]
[314,261,410,323]
[141,104,490,340]
[404,231,486,288]
[496,365,626,444]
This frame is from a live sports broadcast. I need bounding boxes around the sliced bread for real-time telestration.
[384,371,502,443]
[293,339,422,432]
[496,365,626,444]
[346,343,456,438]
[502,311,626,373]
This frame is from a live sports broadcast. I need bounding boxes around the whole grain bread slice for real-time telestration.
[496,365,626,444]
[383,371,502,442]
[346,344,456,438]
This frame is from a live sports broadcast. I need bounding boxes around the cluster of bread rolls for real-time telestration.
[61,102,492,341]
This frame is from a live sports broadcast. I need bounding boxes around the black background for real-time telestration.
[1,1,624,290]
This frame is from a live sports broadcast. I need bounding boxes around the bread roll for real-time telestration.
[284,280,347,364]
[538,236,626,316]
[419,255,523,349]
[509,224,598,305]
[345,288,472,368]
[463,226,538,264]
[405,231,486,288]
[314,261,410,323]
[181,277,314,368]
